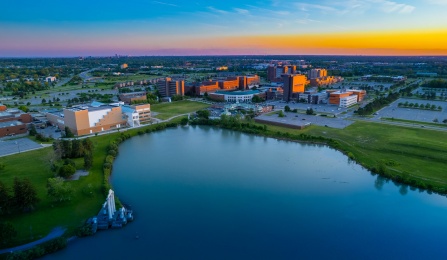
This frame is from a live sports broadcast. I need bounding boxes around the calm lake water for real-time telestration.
[47,126,447,259]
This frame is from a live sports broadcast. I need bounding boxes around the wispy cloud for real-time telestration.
[425,0,447,4]
[234,8,250,15]
[207,6,229,15]
[152,1,178,7]
[294,0,416,15]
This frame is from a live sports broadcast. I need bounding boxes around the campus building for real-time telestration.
[267,65,298,82]
[156,77,185,97]
[209,90,265,103]
[282,74,308,102]
[328,89,366,107]
[46,102,151,136]
[0,106,32,137]
[119,92,147,104]
[122,104,151,127]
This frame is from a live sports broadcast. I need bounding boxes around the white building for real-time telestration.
[45,76,57,83]
[339,95,358,108]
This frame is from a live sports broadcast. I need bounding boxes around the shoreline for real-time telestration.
[2,116,446,257]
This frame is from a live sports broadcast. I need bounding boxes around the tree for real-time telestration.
[82,138,93,152]
[59,164,76,178]
[306,108,314,115]
[196,110,210,119]
[41,98,46,104]
[180,117,189,126]
[29,124,37,136]
[61,140,72,158]
[71,139,84,158]
[84,152,93,170]
[252,95,263,103]
[284,105,291,112]
[64,126,74,138]
[278,110,285,117]
[0,222,17,246]
[13,177,39,212]
[47,177,73,202]
[0,181,12,215]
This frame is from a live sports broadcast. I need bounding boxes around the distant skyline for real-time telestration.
[1,0,447,57]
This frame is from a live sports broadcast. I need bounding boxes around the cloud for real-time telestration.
[151,1,178,7]
[207,6,229,15]
[311,0,415,15]
[425,0,447,4]
[234,8,250,15]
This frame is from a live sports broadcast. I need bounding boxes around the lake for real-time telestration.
[47,126,447,259]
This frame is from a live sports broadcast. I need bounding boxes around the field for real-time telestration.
[256,121,447,188]
[151,100,210,120]
[0,134,116,247]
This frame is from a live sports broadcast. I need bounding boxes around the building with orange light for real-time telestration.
[157,77,185,97]
[308,69,328,79]
[194,81,220,95]
[239,75,260,90]
[217,77,239,90]
[120,63,128,69]
[282,74,308,102]
[328,89,366,107]
[267,65,297,82]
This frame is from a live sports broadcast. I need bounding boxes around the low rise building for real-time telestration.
[209,90,265,103]
[119,92,147,104]
[328,89,366,107]
[0,121,27,137]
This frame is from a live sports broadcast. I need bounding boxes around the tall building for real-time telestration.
[267,66,277,82]
[267,65,297,82]
[282,74,308,102]
[308,69,328,79]
[157,77,185,97]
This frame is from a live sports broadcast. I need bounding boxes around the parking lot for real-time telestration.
[0,138,44,157]
[374,98,447,123]
[269,101,349,116]
[256,112,354,129]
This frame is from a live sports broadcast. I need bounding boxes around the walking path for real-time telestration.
[0,227,66,255]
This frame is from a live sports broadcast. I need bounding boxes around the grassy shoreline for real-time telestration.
[1,113,447,253]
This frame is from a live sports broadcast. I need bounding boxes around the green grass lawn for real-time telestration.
[254,121,447,188]
[151,100,210,120]
[381,117,447,127]
[0,135,114,247]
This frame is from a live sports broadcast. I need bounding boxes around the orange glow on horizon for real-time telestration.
[187,30,447,56]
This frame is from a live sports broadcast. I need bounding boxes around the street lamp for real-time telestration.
[15,141,20,153]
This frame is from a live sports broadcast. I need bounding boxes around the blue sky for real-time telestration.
[1,0,447,56]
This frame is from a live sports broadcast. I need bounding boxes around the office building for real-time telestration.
[156,77,185,97]
[282,74,308,102]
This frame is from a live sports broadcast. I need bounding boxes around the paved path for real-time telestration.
[0,227,66,255]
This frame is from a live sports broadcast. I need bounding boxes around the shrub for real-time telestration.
[58,164,76,178]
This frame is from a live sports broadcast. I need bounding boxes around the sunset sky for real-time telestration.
[1,0,447,56]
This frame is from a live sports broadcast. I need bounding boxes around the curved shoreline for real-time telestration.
[2,116,445,257]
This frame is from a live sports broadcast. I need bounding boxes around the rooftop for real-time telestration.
[0,120,23,128]
[214,90,261,96]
